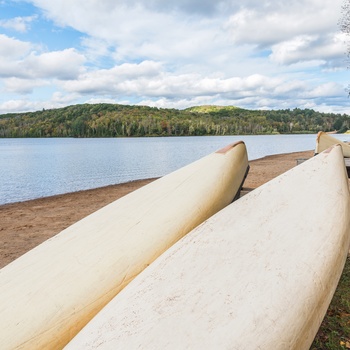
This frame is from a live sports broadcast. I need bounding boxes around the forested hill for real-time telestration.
[0,103,349,137]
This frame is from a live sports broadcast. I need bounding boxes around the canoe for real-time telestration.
[315,131,350,157]
[0,141,249,350]
[66,144,350,350]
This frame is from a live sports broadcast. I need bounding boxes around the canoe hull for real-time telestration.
[0,142,248,349]
[66,145,350,350]
[315,131,350,157]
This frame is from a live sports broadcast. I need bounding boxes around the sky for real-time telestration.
[0,0,349,115]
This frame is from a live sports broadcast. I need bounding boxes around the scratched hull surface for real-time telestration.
[0,142,248,349]
[66,145,350,350]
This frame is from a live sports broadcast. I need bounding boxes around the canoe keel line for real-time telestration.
[66,144,350,350]
[0,141,249,349]
[232,164,250,202]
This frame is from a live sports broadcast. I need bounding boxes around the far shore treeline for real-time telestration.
[0,103,349,138]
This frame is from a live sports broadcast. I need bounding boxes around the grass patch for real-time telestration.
[311,257,350,349]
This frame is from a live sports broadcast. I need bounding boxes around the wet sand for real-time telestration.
[0,149,314,268]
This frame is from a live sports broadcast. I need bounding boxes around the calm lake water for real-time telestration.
[1,134,350,205]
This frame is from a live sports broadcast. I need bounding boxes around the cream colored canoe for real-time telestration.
[0,142,249,350]
[66,145,350,350]
[315,131,350,157]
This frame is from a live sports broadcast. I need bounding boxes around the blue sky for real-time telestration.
[0,0,349,114]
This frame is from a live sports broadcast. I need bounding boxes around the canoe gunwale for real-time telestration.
[216,141,245,154]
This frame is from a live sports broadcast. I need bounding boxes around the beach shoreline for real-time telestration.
[0,149,314,268]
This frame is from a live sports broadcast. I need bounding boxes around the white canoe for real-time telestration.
[66,145,350,350]
[0,141,249,350]
[315,131,350,157]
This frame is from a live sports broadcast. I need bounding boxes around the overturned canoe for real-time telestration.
[0,142,249,350]
[315,131,350,157]
[66,145,350,350]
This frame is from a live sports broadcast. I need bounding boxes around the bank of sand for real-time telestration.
[0,149,314,269]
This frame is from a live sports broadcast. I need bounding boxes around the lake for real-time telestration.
[1,134,350,205]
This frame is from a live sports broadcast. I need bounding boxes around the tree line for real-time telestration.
[0,103,349,138]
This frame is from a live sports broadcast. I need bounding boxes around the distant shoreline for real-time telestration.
[1,103,348,138]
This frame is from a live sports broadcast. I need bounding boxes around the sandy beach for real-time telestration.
[0,149,314,268]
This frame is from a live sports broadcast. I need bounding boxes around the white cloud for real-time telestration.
[0,16,37,33]
[58,62,347,113]
[24,0,346,73]
[0,35,34,78]
[25,0,232,66]
[62,61,163,94]
[0,0,348,114]
[80,37,112,63]
[306,82,344,98]
[3,77,48,94]
[270,33,348,66]
[22,49,86,79]
[51,91,81,105]
[127,0,226,16]
[0,44,86,80]
[0,34,32,59]
[85,97,122,105]
[0,92,83,113]
[0,99,50,113]
[225,0,343,46]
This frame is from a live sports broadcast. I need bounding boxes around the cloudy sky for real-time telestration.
[0,0,349,114]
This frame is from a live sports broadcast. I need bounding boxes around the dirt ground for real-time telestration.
[0,150,314,269]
